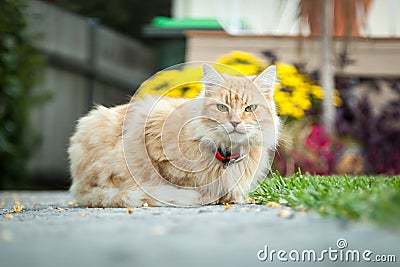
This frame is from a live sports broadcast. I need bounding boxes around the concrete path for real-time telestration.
[0,191,399,267]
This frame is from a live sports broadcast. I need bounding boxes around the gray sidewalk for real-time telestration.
[0,191,399,267]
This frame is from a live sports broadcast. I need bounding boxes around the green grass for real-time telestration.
[250,171,400,229]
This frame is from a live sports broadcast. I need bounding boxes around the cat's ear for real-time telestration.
[254,65,276,97]
[202,64,224,86]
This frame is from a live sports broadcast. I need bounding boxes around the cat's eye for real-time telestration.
[217,104,229,112]
[244,105,257,112]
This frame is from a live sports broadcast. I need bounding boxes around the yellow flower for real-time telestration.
[292,90,308,101]
[311,85,324,99]
[282,75,303,88]
[276,63,298,76]
[164,88,183,98]
[274,88,290,103]
[334,96,342,106]
[219,64,259,76]
[136,51,340,121]
[216,51,265,76]
[137,67,203,98]
[297,99,312,111]
[217,51,265,67]
[277,101,294,116]
[183,83,203,98]
[274,61,336,119]
[292,108,305,119]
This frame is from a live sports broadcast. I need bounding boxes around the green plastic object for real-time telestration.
[152,16,221,29]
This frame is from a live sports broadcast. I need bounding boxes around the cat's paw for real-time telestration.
[169,189,202,207]
[146,185,201,207]
[218,192,247,205]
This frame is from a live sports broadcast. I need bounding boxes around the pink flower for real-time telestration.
[305,124,331,150]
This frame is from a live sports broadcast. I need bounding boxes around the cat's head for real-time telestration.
[196,64,279,148]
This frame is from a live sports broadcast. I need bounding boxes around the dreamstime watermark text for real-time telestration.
[257,238,396,263]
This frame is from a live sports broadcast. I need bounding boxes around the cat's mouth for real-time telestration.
[229,129,246,135]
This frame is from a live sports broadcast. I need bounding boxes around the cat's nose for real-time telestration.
[230,121,241,127]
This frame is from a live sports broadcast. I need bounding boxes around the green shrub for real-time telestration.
[0,0,46,189]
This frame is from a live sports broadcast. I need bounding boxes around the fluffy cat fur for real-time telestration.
[69,64,280,207]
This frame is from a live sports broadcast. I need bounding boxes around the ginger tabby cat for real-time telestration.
[69,64,280,207]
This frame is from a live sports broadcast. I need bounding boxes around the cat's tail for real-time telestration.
[70,184,201,208]
[70,184,145,208]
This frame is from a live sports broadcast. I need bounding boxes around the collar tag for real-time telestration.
[222,154,247,169]
[215,147,247,168]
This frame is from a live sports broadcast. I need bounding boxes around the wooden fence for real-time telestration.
[25,1,155,187]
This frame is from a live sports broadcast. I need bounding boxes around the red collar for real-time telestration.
[215,147,241,163]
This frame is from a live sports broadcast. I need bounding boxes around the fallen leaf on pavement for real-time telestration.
[267,202,281,208]
[278,209,294,219]
[224,203,231,210]
[13,205,25,213]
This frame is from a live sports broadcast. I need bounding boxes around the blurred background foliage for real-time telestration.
[0,0,48,189]
[48,0,172,39]
[336,78,400,175]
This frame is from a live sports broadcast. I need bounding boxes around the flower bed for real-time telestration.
[137,50,398,176]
